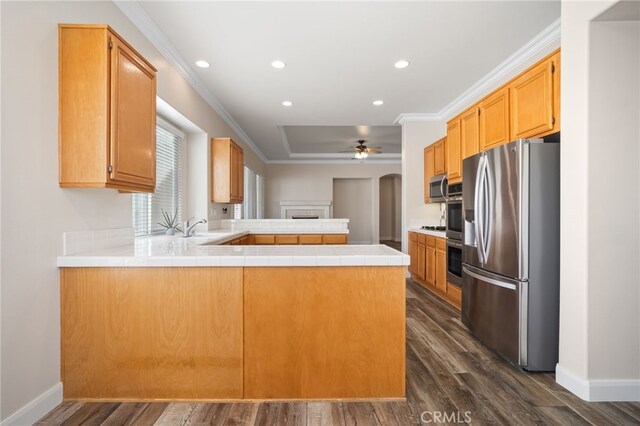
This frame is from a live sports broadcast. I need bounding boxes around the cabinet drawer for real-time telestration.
[276,235,299,245]
[253,235,276,245]
[409,232,418,242]
[323,234,347,244]
[299,235,323,245]
[426,236,436,247]
[436,238,446,251]
[417,234,426,245]
[240,236,251,245]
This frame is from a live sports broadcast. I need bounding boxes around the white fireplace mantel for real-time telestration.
[280,201,332,219]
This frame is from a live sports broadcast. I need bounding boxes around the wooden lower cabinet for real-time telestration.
[408,239,417,275]
[426,245,436,285]
[408,232,461,310]
[417,243,426,281]
[61,268,244,399]
[243,267,405,399]
[275,234,298,245]
[435,247,447,293]
[322,234,348,244]
[248,234,347,245]
[62,266,405,400]
[299,234,323,244]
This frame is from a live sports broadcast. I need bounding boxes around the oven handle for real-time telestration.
[447,240,463,249]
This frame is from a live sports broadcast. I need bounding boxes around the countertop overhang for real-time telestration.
[57,231,409,268]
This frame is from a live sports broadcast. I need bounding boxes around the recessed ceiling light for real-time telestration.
[271,60,286,69]
[394,60,410,69]
[282,101,293,107]
[373,100,384,106]
[195,60,210,68]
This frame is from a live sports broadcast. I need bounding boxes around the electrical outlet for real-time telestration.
[222,207,228,214]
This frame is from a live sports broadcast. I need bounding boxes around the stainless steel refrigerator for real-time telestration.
[462,138,560,371]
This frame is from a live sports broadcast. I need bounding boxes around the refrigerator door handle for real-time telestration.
[474,155,486,263]
[463,266,517,290]
[483,157,494,262]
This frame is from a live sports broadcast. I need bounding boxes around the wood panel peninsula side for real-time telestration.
[58,242,408,401]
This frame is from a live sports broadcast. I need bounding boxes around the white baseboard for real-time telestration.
[556,364,640,402]
[1,382,63,426]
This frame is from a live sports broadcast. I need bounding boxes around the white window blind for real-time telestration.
[132,118,183,236]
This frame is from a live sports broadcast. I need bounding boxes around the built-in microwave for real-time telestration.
[429,174,448,203]
[446,183,463,240]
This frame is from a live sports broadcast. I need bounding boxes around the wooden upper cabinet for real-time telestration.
[479,87,510,151]
[509,52,560,140]
[434,138,446,175]
[236,143,245,202]
[211,138,244,204]
[109,36,157,188]
[59,25,157,192]
[424,146,434,203]
[446,118,462,183]
[461,106,480,160]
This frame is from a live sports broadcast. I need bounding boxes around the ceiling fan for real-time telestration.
[339,140,382,159]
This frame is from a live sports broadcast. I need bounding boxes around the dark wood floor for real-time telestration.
[38,280,640,425]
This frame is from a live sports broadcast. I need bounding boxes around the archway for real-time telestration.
[379,174,402,250]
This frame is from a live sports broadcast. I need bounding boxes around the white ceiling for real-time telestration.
[138,1,560,161]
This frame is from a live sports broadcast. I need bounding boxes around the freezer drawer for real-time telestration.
[462,264,527,367]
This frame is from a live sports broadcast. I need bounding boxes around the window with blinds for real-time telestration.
[132,118,183,236]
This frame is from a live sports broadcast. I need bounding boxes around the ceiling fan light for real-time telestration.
[361,152,369,159]
[354,152,363,159]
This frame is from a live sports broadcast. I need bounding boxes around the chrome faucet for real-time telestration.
[183,217,207,237]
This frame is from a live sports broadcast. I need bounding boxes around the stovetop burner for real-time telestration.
[421,225,446,231]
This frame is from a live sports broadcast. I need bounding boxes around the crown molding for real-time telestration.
[394,113,441,124]
[114,1,269,164]
[438,18,561,121]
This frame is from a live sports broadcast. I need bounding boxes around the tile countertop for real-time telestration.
[408,228,448,239]
[57,232,410,268]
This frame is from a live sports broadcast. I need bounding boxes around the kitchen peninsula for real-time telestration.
[57,222,408,402]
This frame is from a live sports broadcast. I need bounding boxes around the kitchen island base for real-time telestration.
[60,266,405,401]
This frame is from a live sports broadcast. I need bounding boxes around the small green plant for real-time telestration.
[158,209,182,235]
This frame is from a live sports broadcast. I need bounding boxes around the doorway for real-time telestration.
[379,174,402,250]
[333,178,373,244]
